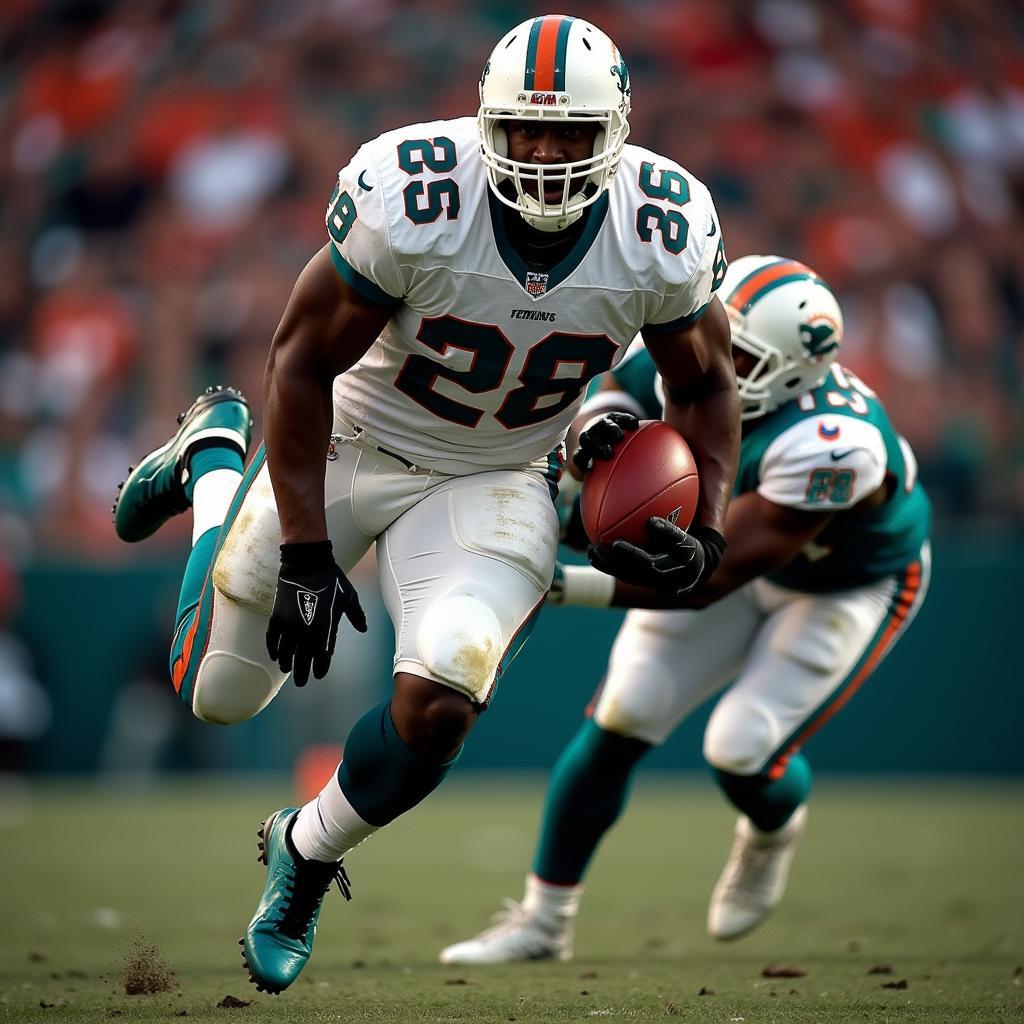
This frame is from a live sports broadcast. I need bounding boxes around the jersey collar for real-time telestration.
[487,189,609,298]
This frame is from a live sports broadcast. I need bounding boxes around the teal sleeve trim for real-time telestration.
[643,297,712,335]
[329,245,401,308]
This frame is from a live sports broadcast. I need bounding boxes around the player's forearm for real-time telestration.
[264,344,333,544]
[663,376,739,534]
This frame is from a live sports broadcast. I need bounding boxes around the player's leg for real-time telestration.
[440,592,762,964]
[112,386,289,723]
[705,547,931,940]
[293,465,558,855]
[246,457,558,991]
[179,424,387,729]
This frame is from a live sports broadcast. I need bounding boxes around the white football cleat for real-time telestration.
[707,805,807,941]
[439,899,574,964]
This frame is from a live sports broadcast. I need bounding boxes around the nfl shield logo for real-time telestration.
[525,272,549,297]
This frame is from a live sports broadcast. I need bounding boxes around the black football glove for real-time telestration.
[572,412,639,473]
[588,520,726,598]
[266,540,367,686]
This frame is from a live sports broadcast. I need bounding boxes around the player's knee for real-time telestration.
[417,594,504,704]
[392,675,477,759]
[192,652,284,725]
[703,701,780,776]
[594,663,677,743]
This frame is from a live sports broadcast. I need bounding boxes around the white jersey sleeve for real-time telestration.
[645,182,725,331]
[757,416,888,510]
[326,145,405,305]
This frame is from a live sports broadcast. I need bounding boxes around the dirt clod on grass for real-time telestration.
[882,979,909,990]
[123,939,175,995]
[868,963,894,974]
[762,964,807,978]
[664,1002,681,1016]
[217,995,252,1008]
[697,986,715,996]
[28,950,48,963]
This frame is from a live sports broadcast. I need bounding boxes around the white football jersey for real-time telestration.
[328,116,725,474]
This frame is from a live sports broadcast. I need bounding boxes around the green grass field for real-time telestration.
[1,776,1022,1023]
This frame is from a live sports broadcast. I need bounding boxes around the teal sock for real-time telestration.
[173,525,219,628]
[184,445,244,503]
[713,753,812,832]
[337,702,459,827]
[532,720,651,885]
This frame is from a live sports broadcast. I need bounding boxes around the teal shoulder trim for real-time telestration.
[643,297,711,335]
[329,246,401,308]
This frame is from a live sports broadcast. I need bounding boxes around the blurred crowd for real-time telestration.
[1,0,1023,564]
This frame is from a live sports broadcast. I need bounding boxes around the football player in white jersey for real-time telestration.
[112,16,739,993]
[438,256,931,965]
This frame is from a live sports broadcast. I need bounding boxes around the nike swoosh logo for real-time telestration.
[357,170,373,191]
[830,448,856,461]
[707,220,717,237]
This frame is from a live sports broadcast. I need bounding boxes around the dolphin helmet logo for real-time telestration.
[799,317,840,361]
[610,56,630,108]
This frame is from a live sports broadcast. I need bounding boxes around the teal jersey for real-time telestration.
[603,347,931,592]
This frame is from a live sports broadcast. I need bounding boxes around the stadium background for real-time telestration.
[1,0,1022,782]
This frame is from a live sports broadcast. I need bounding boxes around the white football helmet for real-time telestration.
[720,255,844,420]
[478,15,631,232]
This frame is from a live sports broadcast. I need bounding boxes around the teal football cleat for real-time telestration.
[113,385,252,542]
[241,808,352,995]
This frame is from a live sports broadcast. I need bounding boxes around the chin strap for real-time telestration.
[523,208,584,232]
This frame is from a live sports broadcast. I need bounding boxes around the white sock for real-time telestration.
[523,872,584,922]
[191,469,242,544]
[291,774,381,863]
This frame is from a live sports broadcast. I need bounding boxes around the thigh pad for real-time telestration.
[212,464,280,614]
[447,474,558,592]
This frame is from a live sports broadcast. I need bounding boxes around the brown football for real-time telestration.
[580,420,699,546]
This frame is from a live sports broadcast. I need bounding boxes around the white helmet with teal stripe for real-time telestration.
[721,255,844,420]
[478,15,631,232]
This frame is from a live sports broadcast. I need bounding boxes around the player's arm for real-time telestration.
[640,296,739,536]
[552,491,832,610]
[262,244,393,686]
[264,244,392,543]
[609,493,833,610]
[579,299,738,597]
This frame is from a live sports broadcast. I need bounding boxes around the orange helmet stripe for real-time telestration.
[525,15,573,92]
[725,258,819,314]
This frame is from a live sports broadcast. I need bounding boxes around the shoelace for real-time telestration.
[278,861,352,940]
[482,898,529,935]
[476,899,562,948]
[722,841,781,900]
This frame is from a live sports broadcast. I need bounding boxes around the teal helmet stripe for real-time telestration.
[524,18,543,90]
[552,16,573,91]
[725,258,824,315]
[736,273,820,314]
[722,257,787,308]
[523,16,575,91]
